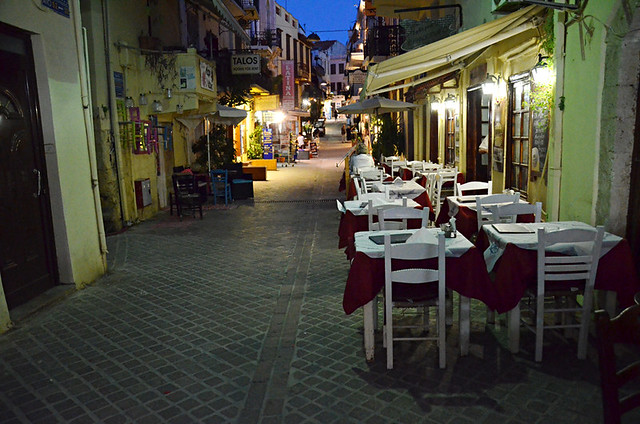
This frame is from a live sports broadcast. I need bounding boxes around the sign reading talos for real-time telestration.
[231,54,260,75]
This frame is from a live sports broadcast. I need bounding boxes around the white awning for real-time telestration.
[364,5,545,96]
[210,104,247,126]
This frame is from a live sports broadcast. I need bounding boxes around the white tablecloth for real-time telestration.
[343,197,420,216]
[482,221,621,272]
[355,228,473,259]
[371,180,426,200]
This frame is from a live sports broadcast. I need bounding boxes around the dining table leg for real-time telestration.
[459,295,470,356]
[508,304,521,353]
[363,299,376,361]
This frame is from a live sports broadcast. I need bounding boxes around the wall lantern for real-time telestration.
[124,96,135,108]
[444,93,457,109]
[166,88,173,99]
[151,100,163,113]
[139,93,148,106]
[531,54,552,83]
[482,74,499,96]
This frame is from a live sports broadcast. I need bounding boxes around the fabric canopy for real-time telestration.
[372,0,442,20]
[210,104,247,126]
[337,96,417,115]
[364,5,545,95]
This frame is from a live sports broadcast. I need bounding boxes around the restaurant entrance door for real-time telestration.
[466,87,490,182]
[627,82,640,275]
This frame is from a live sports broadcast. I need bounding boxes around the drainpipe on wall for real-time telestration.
[102,0,131,226]
[72,0,108,269]
[549,12,567,221]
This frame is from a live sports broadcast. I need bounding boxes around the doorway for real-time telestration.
[466,87,490,181]
[0,24,58,309]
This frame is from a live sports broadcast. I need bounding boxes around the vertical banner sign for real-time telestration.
[200,61,215,92]
[262,128,273,159]
[281,60,295,111]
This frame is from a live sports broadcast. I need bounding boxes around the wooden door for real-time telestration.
[466,88,490,181]
[429,106,439,162]
[0,24,58,309]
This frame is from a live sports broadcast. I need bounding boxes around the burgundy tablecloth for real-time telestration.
[401,167,413,180]
[476,232,640,313]
[343,247,495,314]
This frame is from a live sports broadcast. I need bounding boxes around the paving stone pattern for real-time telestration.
[0,119,638,423]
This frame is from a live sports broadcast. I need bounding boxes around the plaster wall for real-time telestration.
[0,2,105,287]
[559,0,640,231]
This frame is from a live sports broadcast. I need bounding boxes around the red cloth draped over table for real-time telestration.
[476,232,640,313]
[401,167,413,180]
[343,247,496,314]
[382,163,391,175]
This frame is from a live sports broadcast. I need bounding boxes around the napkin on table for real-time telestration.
[393,176,403,185]
[406,227,436,244]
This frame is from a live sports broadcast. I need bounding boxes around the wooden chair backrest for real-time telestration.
[595,305,640,424]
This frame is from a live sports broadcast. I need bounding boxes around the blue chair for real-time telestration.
[210,169,232,205]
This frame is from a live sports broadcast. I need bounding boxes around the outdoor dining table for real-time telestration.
[337,197,422,259]
[435,195,533,240]
[343,228,496,361]
[478,221,640,315]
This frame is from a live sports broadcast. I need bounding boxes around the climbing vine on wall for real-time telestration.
[144,52,178,89]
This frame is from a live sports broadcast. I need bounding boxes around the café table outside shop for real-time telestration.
[343,228,496,361]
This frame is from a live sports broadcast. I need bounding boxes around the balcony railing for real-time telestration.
[296,62,310,81]
[249,30,281,49]
[364,25,406,60]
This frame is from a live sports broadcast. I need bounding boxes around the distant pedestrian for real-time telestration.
[297,132,305,149]
[341,124,347,143]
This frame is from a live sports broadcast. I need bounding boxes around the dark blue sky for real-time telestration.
[281,0,358,45]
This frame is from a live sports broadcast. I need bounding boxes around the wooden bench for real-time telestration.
[242,166,267,181]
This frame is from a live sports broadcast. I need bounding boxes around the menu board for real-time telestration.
[262,128,273,159]
[530,107,549,176]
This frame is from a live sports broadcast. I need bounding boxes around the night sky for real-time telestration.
[281,0,358,45]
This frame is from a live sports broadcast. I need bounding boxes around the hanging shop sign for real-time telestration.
[281,60,295,111]
[231,54,260,75]
[200,61,215,92]
[254,95,279,111]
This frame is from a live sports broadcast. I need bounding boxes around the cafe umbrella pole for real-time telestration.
[206,117,211,174]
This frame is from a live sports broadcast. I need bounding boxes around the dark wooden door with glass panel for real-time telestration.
[429,106,438,162]
[0,24,58,309]
[507,76,531,195]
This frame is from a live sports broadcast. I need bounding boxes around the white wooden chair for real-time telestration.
[432,168,458,218]
[367,198,408,231]
[509,226,605,362]
[490,201,542,224]
[378,206,429,231]
[475,193,520,231]
[456,181,490,197]
[383,232,446,369]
